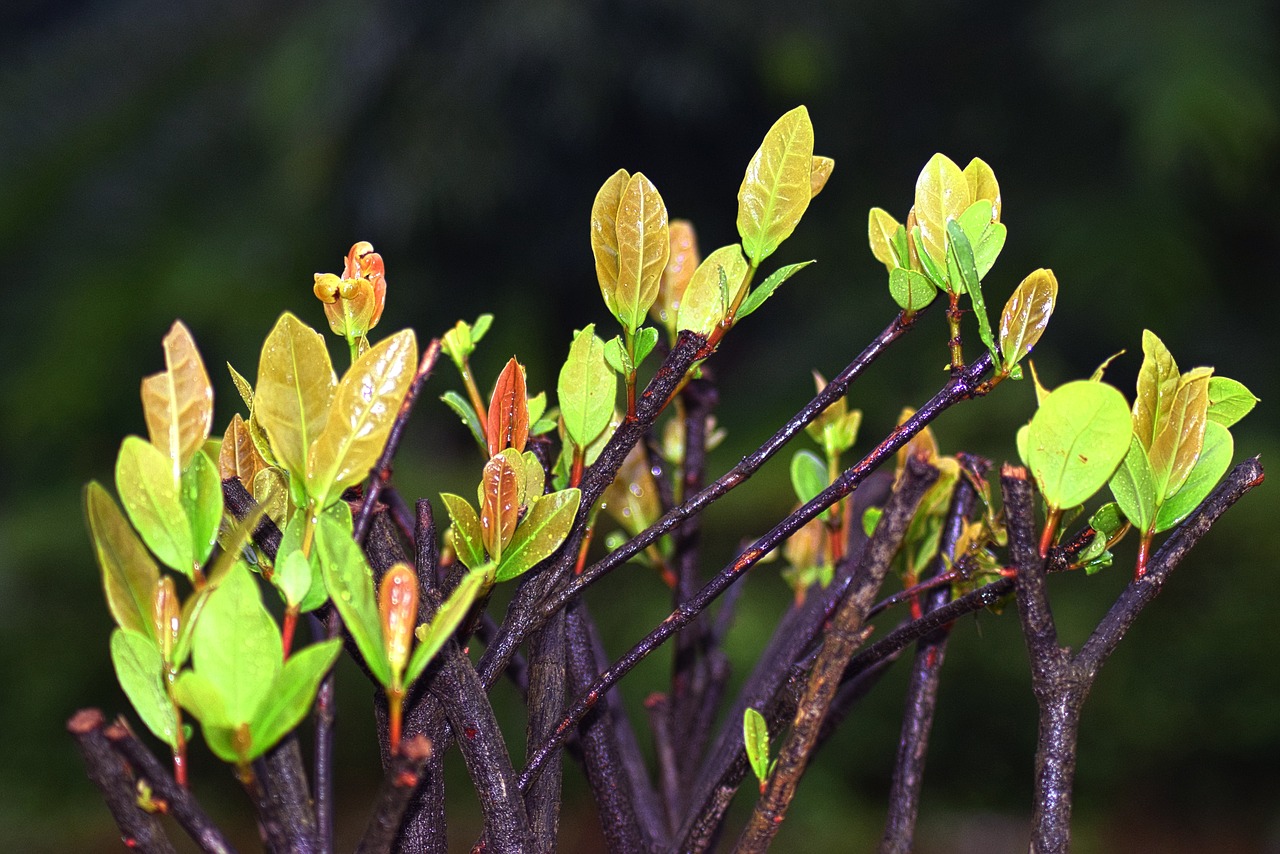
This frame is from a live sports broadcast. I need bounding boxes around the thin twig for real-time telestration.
[355,735,434,854]
[734,456,939,852]
[69,709,176,854]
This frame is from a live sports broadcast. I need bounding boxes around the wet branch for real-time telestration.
[354,735,434,854]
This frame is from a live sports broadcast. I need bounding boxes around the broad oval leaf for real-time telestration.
[954,200,1005,279]
[219,413,266,488]
[868,208,902,272]
[85,482,159,639]
[654,220,699,330]
[677,245,748,337]
[888,267,937,312]
[480,451,523,561]
[142,321,214,483]
[1132,330,1180,449]
[913,154,970,280]
[181,449,223,567]
[737,260,815,321]
[1109,435,1157,534]
[963,157,1002,221]
[406,567,488,687]
[1149,368,1211,500]
[613,172,670,332]
[441,493,485,571]
[1026,380,1133,510]
[559,325,617,450]
[737,106,815,266]
[1153,420,1233,532]
[486,357,530,457]
[255,313,337,478]
[116,436,195,575]
[1206,376,1258,428]
[249,638,341,761]
[495,488,582,582]
[111,628,179,748]
[590,169,630,318]
[190,563,282,724]
[999,269,1058,374]
[790,450,827,505]
[316,514,392,689]
[809,156,835,199]
[307,328,417,504]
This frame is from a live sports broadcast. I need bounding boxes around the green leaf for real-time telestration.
[173,670,234,734]
[1026,380,1133,510]
[180,450,223,568]
[737,106,816,266]
[633,326,660,366]
[111,629,179,748]
[141,321,214,482]
[602,335,632,377]
[190,563,281,724]
[862,506,883,537]
[737,261,815,320]
[316,515,392,688]
[255,312,337,478]
[946,221,998,363]
[441,493,485,570]
[678,245,748,337]
[743,707,770,787]
[275,550,313,608]
[913,154,970,286]
[998,269,1058,374]
[249,638,341,760]
[955,200,1005,279]
[613,173,670,332]
[85,482,159,639]
[116,436,195,575]
[1090,502,1127,540]
[1149,368,1211,500]
[1132,330,1180,449]
[307,329,417,505]
[888,267,937,312]
[910,225,948,290]
[441,391,488,454]
[405,568,488,687]
[228,362,255,411]
[1206,376,1258,428]
[1153,420,1233,532]
[867,208,902,272]
[558,325,617,450]
[789,450,827,505]
[1109,436,1157,534]
[495,488,582,582]
[527,391,547,426]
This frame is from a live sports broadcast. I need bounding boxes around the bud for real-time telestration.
[313,241,388,341]
[153,576,180,664]
[378,563,419,683]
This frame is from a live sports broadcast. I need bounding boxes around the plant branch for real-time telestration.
[525,610,567,850]
[734,455,940,852]
[250,736,319,853]
[354,735,434,854]
[68,709,176,854]
[103,718,237,854]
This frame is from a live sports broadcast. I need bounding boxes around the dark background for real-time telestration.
[1,0,1277,851]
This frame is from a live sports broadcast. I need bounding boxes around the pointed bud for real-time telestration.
[153,576,180,663]
[379,563,419,683]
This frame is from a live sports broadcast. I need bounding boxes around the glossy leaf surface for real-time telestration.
[495,488,582,582]
[998,269,1058,374]
[1206,376,1258,428]
[441,391,487,454]
[558,325,616,450]
[180,449,222,567]
[963,157,1002,220]
[255,313,337,478]
[1153,420,1233,532]
[487,357,530,457]
[116,436,194,575]
[868,208,903,273]
[480,450,523,561]
[744,707,770,787]
[307,328,417,504]
[737,106,815,265]
[1132,330,1180,448]
[249,638,341,760]
[913,154,970,282]
[678,245,747,337]
[441,493,485,570]
[790,450,827,505]
[590,169,630,319]
[888,267,937,311]
[612,173,670,332]
[316,515,392,688]
[737,260,815,320]
[86,482,159,639]
[111,628,179,748]
[406,567,488,686]
[141,321,214,482]
[655,219,699,331]
[219,414,266,488]
[1027,380,1132,510]
[1109,436,1157,533]
[379,564,419,680]
[189,564,281,725]
[1148,368,1211,500]
[809,156,834,198]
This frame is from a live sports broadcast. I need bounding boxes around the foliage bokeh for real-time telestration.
[1,0,1276,849]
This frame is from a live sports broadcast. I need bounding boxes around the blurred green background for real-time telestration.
[2,0,1277,850]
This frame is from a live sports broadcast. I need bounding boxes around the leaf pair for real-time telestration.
[255,313,418,510]
[592,170,670,334]
[172,564,341,765]
[443,476,582,584]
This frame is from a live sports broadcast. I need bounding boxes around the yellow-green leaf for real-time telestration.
[998,269,1058,374]
[913,154,970,280]
[614,172,670,331]
[558,325,617,450]
[1206,376,1258,428]
[441,493,485,570]
[1026,381,1132,511]
[963,157,1001,221]
[590,169,630,319]
[809,156,835,199]
[1132,330,1180,449]
[406,567,487,687]
[116,436,195,575]
[868,208,902,272]
[85,482,160,639]
[1149,368,1211,500]
[306,329,417,505]
[111,628,180,749]
[737,106,815,266]
[677,245,748,337]
[141,321,214,484]
[255,313,337,479]
[495,488,582,582]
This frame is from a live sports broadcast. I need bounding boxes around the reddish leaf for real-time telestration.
[487,358,529,457]
[480,452,522,561]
